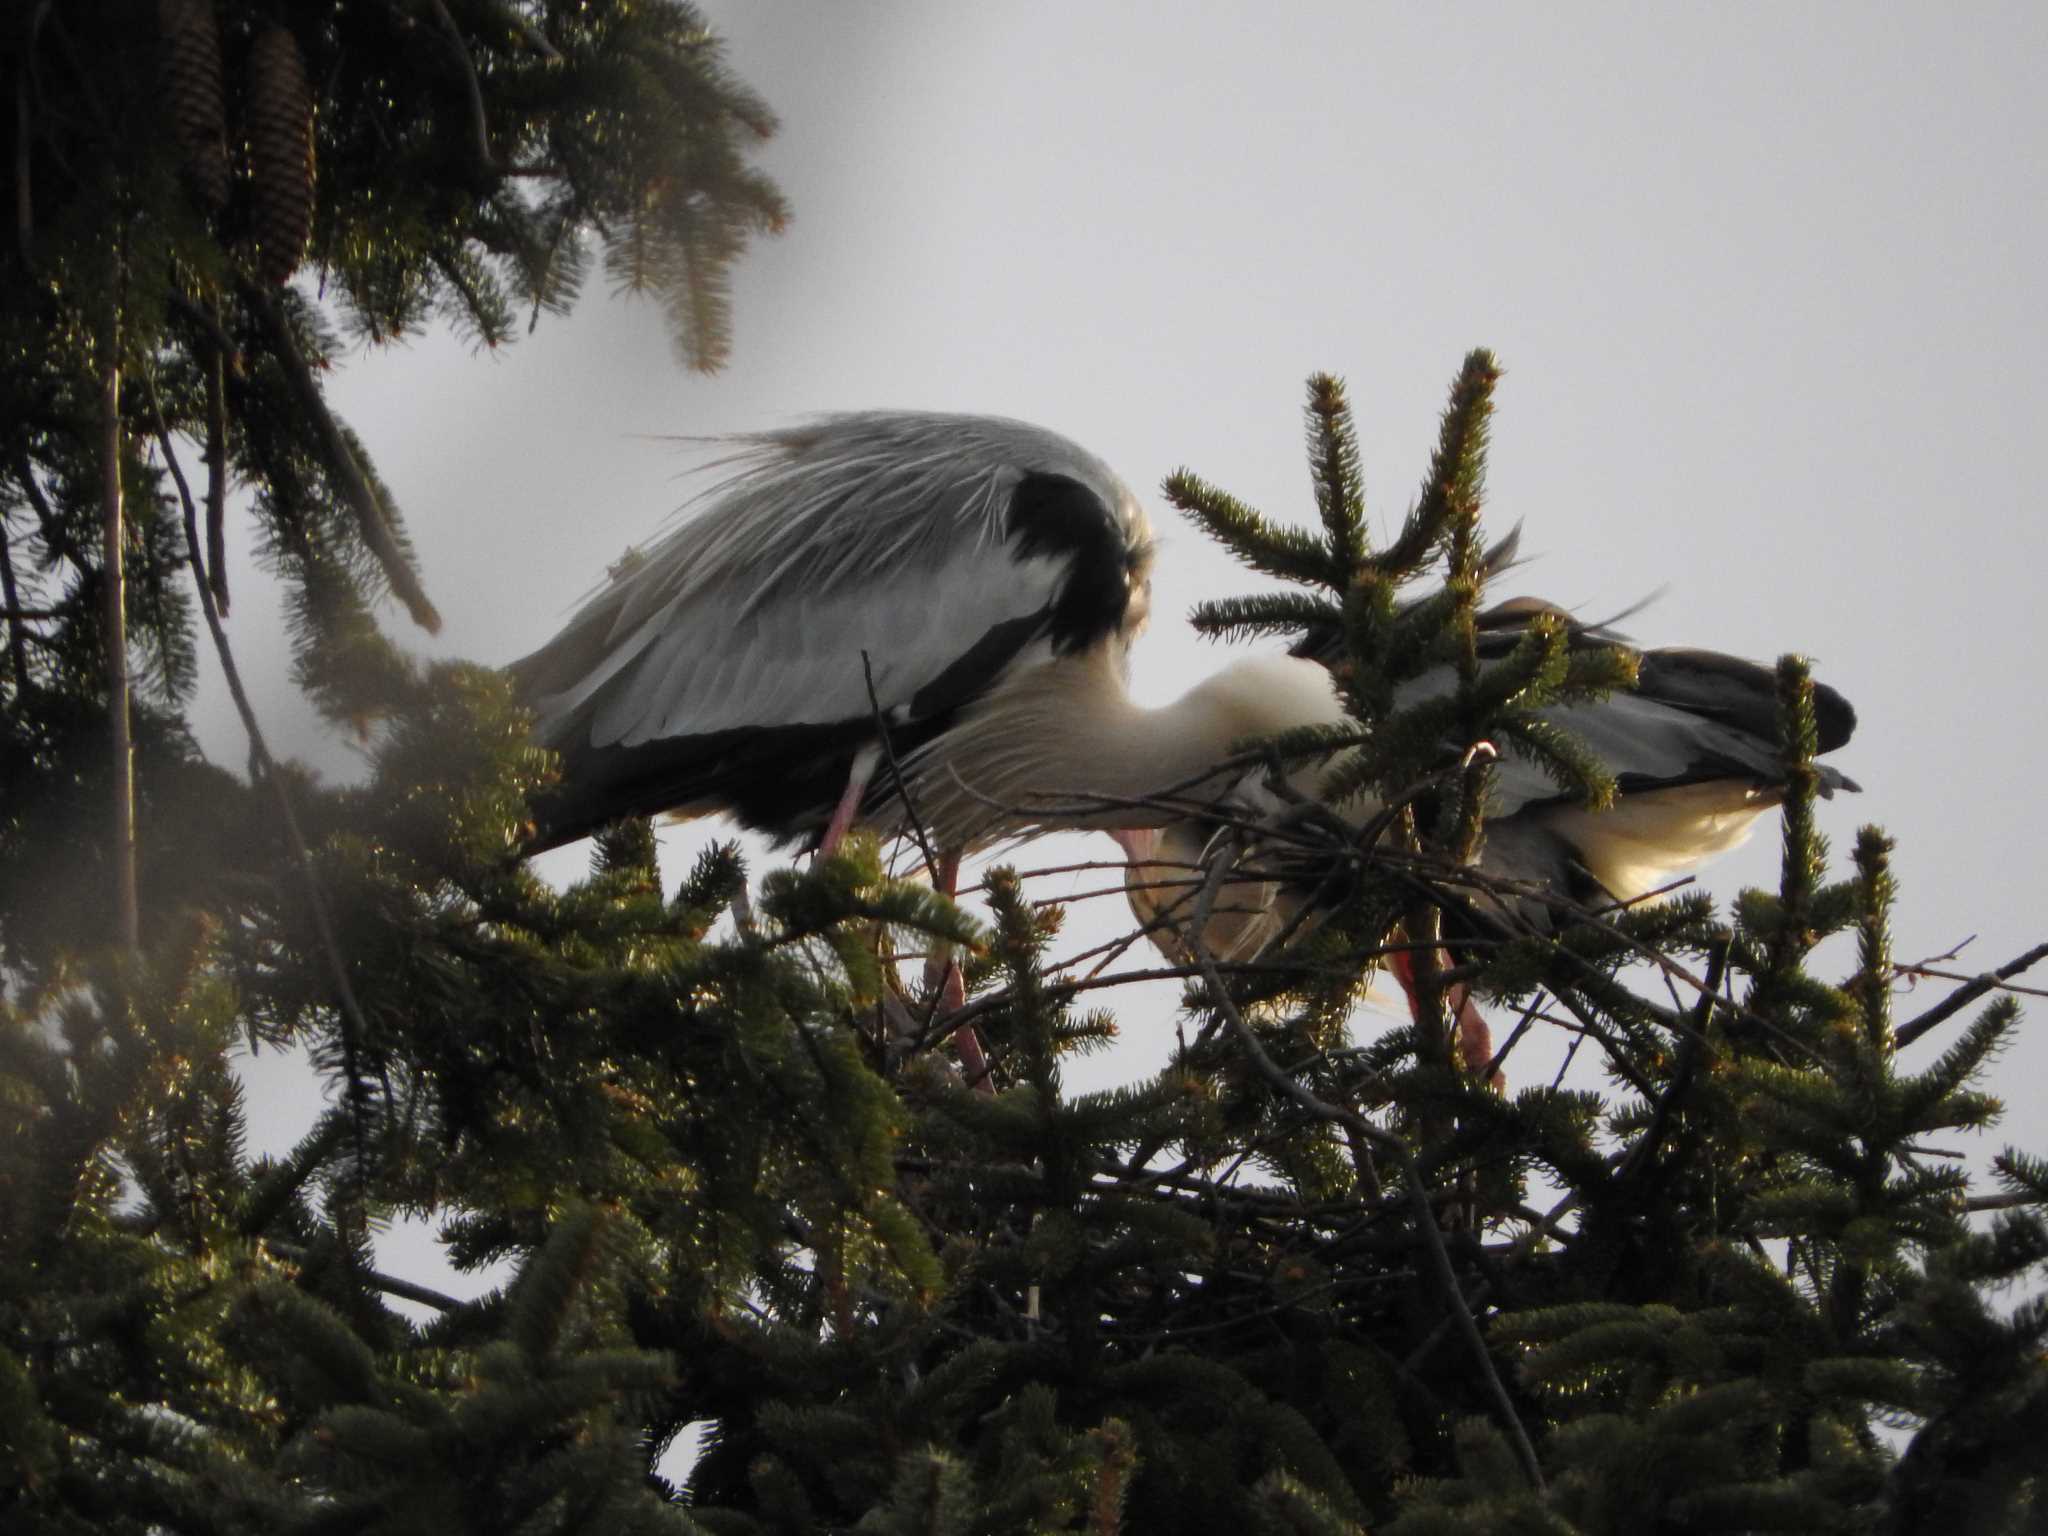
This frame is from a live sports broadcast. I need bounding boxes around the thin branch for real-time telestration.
[102,318,138,954]
[1896,965,2048,999]
[1547,1029,1583,1093]
[860,649,940,879]
[164,288,239,363]
[267,1239,461,1313]
[1479,991,1547,1086]
[204,328,229,613]
[1402,1280,1494,1372]
[0,521,34,692]
[424,0,500,177]
[499,5,564,61]
[143,373,382,1150]
[1622,936,1728,1183]
[1540,988,1656,1099]
[1183,834,1546,1494]
[9,450,86,569]
[1896,941,2048,1050]
[1964,1191,2042,1214]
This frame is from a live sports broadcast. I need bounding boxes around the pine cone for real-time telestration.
[158,0,228,211]
[246,23,315,286]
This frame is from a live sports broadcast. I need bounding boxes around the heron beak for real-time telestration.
[1108,827,1161,864]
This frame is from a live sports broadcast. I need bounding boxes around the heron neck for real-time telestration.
[1091,684,1259,823]
[899,651,1343,845]
[1074,655,1346,825]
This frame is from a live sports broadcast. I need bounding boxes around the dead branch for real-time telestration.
[1896,941,2048,1050]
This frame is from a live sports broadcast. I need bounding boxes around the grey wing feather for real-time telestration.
[514,412,1150,753]
[1478,650,1854,820]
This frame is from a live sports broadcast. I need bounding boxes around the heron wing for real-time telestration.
[510,413,1152,846]
[1461,643,1855,911]
[1507,647,1855,808]
[1363,614,1859,910]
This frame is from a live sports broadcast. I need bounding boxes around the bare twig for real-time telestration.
[1964,1191,2042,1214]
[1402,1279,1495,1371]
[859,650,941,879]
[1905,935,1975,968]
[501,8,563,61]
[1479,991,1548,1086]
[1622,937,1729,1182]
[164,289,240,364]
[0,520,32,692]
[1548,1031,1583,1094]
[1540,989,1655,1099]
[101,316,138,954]
[1896,965,2048,1000]
[1895,941,2048,1050]
[204,332,229,614]
[1183,834,1546,1494]
[267,1239,461,1313]
[961,855,1161,892]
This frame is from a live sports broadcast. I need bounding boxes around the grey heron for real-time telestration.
[510,410,1857,1088]
[512,412,1332,858]
[1118,589,1860,1078]
[510,412,1343,1088]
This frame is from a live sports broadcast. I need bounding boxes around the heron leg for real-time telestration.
[1387,946,1503,1090]
[818,744,882,858]
[923,850,995,1096]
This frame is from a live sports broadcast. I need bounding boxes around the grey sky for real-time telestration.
[212,3,2048,1296]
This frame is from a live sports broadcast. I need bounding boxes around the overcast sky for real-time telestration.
[213,3,2048,1300]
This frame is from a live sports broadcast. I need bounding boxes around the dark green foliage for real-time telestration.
[5,335,2046,1532]
[1,0,788,971]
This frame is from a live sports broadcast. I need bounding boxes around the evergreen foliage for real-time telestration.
[5,62,2047,1521]
[2,0,787,975]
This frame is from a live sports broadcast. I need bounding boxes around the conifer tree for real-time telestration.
[1,0,787,974]
[5,53,2046,1518]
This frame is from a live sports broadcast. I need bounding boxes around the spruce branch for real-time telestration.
[9,448,85,569]
[1163,469,1336,588]
[1852,827,1897,1052]
[144,371,381,1152]
[242,282,443,633]
[1774,655,1827,920]
[1368,348,1501,579]
[1189,590,1345,645]
[1304,372,1365,573]
[1183,833,1546,1495]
